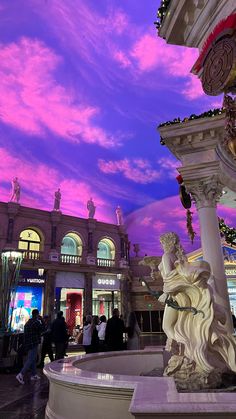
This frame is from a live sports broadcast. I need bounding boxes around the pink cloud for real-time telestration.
[126,196,236,257]
[157,157,179,178]
[125,195,201,256]
[101,10,129,35]
[181,74,204,100]
[140,217,153,226]
[130,33,203,100]
[0,147,115,222]
[0,37,120,147]
[113,50,132,68]
[98,158,161,184]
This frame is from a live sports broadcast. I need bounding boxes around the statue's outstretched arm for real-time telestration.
[139,278,163,299]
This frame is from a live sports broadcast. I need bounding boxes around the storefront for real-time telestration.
[10,270,45,332]
[92,274,121,319]
[55,272,85,334]
[188,243,236,314]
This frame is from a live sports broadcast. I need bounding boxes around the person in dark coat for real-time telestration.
[91,315,99,353]
[16,309,43,384]
[51,311,68,360]
[105,308,126,351]
[38,315,54,368]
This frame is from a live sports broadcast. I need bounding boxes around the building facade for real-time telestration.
[0,202,130,333]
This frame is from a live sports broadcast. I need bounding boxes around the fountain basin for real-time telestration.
[44,349,236,419]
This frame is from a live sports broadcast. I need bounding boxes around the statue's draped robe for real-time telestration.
[163,260,236,373]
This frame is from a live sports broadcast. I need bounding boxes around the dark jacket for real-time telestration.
[24,318,43,350]
[105,316,126,351]
[51,318,68,343]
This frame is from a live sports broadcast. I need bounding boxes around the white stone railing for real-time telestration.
[60,254,81,264]
[97,258,115,267]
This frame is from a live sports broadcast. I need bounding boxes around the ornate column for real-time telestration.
[120,274,131,322]
[6,202,20,246]
[84,272,93,316]
[44,270,56,319]
[185,175,233,331]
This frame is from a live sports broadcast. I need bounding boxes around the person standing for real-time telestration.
[16,309,43,384]
[96,315,107,351]
[105,308,126,351]
[38,315,54,368]
[126,312,141,350]
[91,316,99,353]
[51,311,68,360]
[82,315,92,354]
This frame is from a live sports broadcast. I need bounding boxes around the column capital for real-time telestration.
[185,175,223,209]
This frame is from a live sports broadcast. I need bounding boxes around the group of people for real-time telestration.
[16,308,141,384]
[16,310,69,385]
[82,308,141,354]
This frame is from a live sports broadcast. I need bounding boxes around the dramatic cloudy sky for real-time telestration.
[0,0,235,255]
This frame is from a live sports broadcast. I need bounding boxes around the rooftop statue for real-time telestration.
[53,188,61,211]
[140,232,236,390]
[10,177,21,203]
[116,205,123,226]
[87,198,96,219]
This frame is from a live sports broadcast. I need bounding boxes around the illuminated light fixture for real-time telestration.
[1,249,23,332]
[38,267,44,277]
[117,274,123,280]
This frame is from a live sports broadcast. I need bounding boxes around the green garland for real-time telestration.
[158,107,224,129]
[219,218,236,246]
[155,0,171,29]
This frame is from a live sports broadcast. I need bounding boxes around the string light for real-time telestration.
[219,218,236,246]
[154,0,171,30]
[158,107,225,130]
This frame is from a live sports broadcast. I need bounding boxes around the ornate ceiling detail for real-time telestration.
[201,37,236,96]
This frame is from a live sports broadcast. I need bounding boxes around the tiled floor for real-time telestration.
[0,334,166,419]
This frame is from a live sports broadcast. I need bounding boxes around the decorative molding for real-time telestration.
[186,176,223,209]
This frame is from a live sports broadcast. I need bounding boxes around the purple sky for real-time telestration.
[0,0,235,256]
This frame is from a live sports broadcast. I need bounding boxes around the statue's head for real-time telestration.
[159,232,179,252]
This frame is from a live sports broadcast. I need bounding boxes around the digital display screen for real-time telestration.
[10,285,43,331]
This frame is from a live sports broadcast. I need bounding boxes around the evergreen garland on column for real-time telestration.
[219,218,236,246]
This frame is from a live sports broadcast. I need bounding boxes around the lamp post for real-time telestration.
[0,249,23,333]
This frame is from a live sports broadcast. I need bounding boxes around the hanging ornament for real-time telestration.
[176,175,192,209]
[186,209,196,244]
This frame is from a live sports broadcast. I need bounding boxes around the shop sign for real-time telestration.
[94,276,119,289]
[97,279,115,285]
[18,277,45,285]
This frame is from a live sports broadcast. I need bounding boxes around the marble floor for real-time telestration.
[0,334,166,419]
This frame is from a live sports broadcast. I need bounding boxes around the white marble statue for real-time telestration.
[87,198,96,219]
[10,177,21,203]
[53,188,61,211]
[116,205,123,226]
[141,232,236,390]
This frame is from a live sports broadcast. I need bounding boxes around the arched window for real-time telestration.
[61,236,77,255]
[97,242,111,259]
[60,233,83,264]
[18,229,41,259]
[97,238,115,267]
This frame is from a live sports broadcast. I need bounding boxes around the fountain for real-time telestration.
[44,233,236,419]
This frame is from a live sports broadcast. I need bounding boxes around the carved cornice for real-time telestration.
[159,114,225,160]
